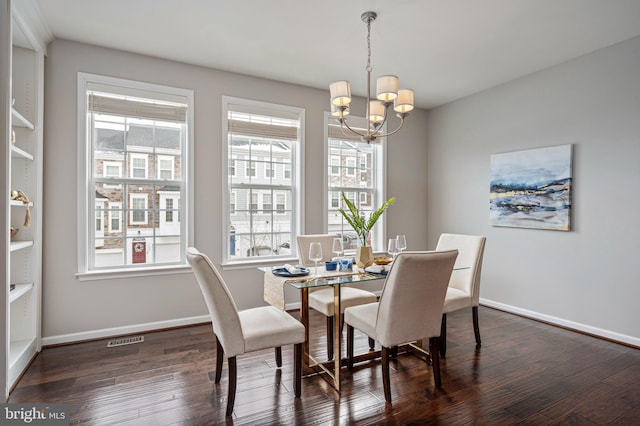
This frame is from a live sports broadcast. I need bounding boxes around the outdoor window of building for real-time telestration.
[326,114,387,252]
[78,73,193,276]
[223,97,303,263]
[109,202,122,232]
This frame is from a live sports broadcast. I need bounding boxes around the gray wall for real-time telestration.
[42,39,429,342]
[426,36,640,345]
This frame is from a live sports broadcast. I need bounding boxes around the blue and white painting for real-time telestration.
[490,144,572,231]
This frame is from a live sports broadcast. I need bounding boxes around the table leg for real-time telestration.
[300,288,311,371]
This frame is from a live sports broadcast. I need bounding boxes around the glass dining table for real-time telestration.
[260,266,387,391]
[260,264,469,392]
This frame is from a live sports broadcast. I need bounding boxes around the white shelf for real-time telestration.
[9,240,33,252]
[8,337,37,385]
[9,283,34,303]
[9,199,33,207]
[10,144,33,160]
[11,107,34,130]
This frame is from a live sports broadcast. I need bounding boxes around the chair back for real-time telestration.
[375,250,458,347]
[436,233,486,305]
[296,234,339,266]
[186,247,245,357]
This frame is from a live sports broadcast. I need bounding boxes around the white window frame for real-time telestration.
[157,155,174,180]
[129,193,148,225]
[222,96,304,265]
[324,112,388,253]
[109,202,122,232]
[130,153,148,179]
[77,73,194,279]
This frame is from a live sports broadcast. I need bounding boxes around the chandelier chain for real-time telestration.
[366,18,372,73]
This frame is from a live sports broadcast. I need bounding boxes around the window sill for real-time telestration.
[76,264,192,281]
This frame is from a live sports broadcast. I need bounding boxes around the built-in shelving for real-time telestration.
[9,283,33,304]
[2,0,46,399]
[9,240,34,252]
[10,145,33,160]
[11,107,34,129]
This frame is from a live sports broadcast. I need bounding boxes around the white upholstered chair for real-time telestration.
[186,247,305,417]
[344,250,458,403]
[296,234,377,359]
[435,233,486,357]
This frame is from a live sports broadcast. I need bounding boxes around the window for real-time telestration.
[130,153,148,179]
[326,113,387,252]
[109,202,122,232]
[223,97,304,263]
[78,73,193,276]
[157,155,174,180]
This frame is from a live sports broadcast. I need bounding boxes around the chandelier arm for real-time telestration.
[340,118,368,138]
[372,114,406,139]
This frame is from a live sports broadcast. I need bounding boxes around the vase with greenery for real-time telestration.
[338,192,395,267]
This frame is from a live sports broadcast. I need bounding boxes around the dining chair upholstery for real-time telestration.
[296,234,377,359]
[344,250,458,403]
[435,233,486,357]
[186,247,305,417]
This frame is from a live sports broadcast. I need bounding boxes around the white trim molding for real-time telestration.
[42,315,211,346]
[480,298,640,348]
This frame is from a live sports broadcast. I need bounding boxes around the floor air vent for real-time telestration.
[107,336,144,347]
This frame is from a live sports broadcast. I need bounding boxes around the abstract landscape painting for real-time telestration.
[490,144,572,231]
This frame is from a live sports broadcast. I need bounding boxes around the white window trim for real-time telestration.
[109,202,122,232]
[130,153,148,179]
[76,72,194,280]
[129,193,148,225]
[157,155,175,180]
[221,96,304,266]
[346,157,356,176]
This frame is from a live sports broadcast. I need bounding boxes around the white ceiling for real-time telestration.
[32,0,640,109]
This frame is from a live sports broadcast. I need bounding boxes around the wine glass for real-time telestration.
[332,237,344,261]
[396,234,407,254]
[387,238,399,260]
[309,242,323,277]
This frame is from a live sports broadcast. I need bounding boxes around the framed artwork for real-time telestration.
[490,144,573,231]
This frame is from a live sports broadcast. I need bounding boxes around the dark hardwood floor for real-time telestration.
[9,306,640,425]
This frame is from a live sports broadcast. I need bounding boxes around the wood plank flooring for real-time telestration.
[9,306,640,425]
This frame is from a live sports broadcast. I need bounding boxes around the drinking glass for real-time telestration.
[388,238,399,260]
[309,242,323,277]
[332,237,344,260]
[396,234,407,253]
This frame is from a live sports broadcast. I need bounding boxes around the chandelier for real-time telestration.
[330,11,414,143]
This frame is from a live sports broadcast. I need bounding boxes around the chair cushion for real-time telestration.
[343,302,379,341]
[239,306,305,353]
[309,287,378,317]
[443,287,473,314]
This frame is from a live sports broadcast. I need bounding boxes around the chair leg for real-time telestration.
[346,324,354,370]
[368,337,375,350]
[275,346,282,367]
[294,343,302,398]
[381,346,392,403]
[429,337,442,388]
[226,356,237,417]
[215,336,224,383]
[326,316,334,360]
[439,313,447,358]
[472,306,481,347]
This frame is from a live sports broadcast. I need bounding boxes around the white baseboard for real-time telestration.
[42,315,211,346]
[480,298,640,348]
